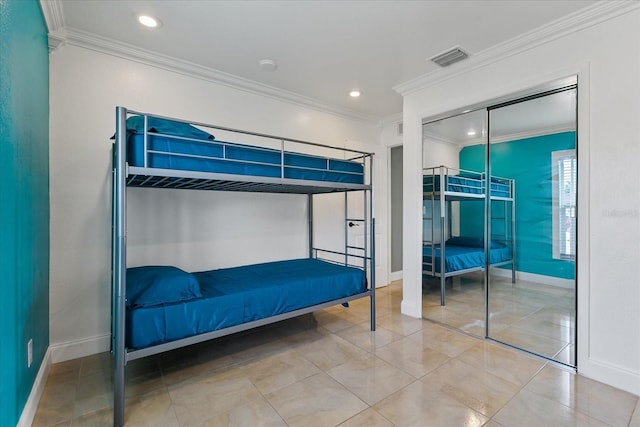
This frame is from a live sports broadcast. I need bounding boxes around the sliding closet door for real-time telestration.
[422,110,488,336]
[486,87,577,366]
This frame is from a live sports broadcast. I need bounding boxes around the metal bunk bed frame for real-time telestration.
[111,106,376,426]
[422,165,515,306]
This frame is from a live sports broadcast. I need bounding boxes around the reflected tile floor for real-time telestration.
[423,272,576,363]
[34,281,639,427]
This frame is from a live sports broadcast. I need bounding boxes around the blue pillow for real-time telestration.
[126,266,202,308]
[446,236,484,247]
[446,236,506,249]
[126,115,215,140]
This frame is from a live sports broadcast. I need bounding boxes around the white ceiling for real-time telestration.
[52,0,597,120]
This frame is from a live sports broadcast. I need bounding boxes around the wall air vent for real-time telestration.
[430,46,469,67]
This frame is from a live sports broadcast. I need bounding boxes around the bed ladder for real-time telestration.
[344,192,367,270]
[343,190,376,332]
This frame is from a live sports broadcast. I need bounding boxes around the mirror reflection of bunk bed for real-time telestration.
[422,165,515,306]
[111,107,375,426]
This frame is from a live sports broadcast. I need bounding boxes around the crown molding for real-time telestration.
[424,124,575,147]
[380,112,403,127]
[394,1,640,96]
[39,0,65,32]
[40,0,67,51]
[50,27,378,123]
[422,129,462,146]
[47,29,66,51]
[490,124,575,145]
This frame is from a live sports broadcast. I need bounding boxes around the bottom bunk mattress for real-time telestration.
[126,258,367,349]
[422,239,511,275]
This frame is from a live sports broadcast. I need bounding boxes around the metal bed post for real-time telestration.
[142,115,148,168]
[280,140,285,179]
[439,166,446,306]
[110,149,116,355]
[504,200,508,248]
[113,107,127,427]
[344,192,349,266]
[511,181,516,284]
[369,154,376,331]
[308,194,314,258]
[363,178,368,273]
[430,173,435,279]
[448,199,453,243]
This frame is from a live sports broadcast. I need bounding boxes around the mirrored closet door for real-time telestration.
[487,87,577,366]
[421,80,577,367]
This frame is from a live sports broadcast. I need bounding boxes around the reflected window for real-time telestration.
[552,150,576,260]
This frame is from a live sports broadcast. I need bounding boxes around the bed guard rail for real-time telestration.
[120,108,374,189]
[312,247,371,270]
[423,165,514,199]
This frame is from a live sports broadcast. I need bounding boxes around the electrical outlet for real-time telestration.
[27,339,33,368]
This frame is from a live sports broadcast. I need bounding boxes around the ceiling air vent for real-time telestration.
[430,46,469,67]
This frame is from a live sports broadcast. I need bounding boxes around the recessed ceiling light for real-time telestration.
[259,59,277,71]
[349,90,361,98]
[467,130,477,136]
[137,14,161,28]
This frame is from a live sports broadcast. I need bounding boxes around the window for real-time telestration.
[552,150,576,260]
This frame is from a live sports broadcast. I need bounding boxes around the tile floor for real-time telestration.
[33,281,639,427]
[423,271,576,365]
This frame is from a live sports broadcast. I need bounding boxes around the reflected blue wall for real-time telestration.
[459,132,576,279]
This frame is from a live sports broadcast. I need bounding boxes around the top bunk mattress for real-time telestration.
[125,115,365,185]
[126,258,367,349]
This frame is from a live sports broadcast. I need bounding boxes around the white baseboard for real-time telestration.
[580,357,640,397]
[389,270,403,283]
[491,268,575,289]
[50,333,111,363]
[17,347,52,427]
[400,298,421,318]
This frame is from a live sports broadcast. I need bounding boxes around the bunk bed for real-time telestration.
[111,107,375,426]
[422,166,515,306]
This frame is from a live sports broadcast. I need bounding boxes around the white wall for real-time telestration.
[401,8,640,394]
[422,136,460,170]
[49,45,385,361]
[422,137,461,242]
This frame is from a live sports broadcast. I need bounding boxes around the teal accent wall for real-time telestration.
[459,132,576,280]
[0,0,50,425]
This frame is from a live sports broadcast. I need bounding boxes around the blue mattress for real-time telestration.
[126,118,364,185]
[126,259,367,349]
[423,174,510,198]
[422,242,511,275]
